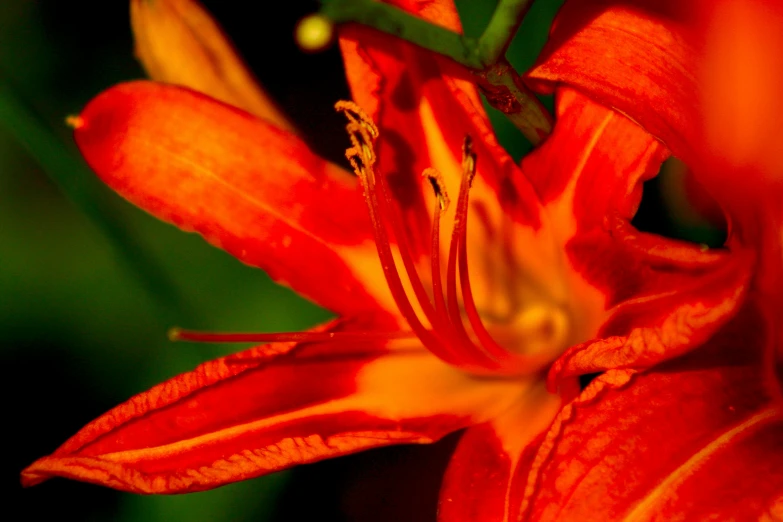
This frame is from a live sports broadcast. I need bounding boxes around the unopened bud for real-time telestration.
[295,14,334,52]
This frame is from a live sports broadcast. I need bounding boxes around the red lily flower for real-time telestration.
[509,0,783,518]
[21,0,759,518]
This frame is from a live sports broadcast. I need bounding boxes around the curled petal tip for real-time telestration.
[20,461,47,488]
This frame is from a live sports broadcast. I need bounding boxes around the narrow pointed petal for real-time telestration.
[437,381,566,522]
[131,0,293,130]
[21,319,528,494]
[523,89,667,226]
[520,89,755,384]
[73,81,392,316]
[516,307,783,521]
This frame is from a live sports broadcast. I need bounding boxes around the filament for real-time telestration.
[169,327,415,344]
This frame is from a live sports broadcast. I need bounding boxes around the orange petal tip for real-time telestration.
[65,115,85,130]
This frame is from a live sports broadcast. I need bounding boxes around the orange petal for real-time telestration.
[698,0,783,311]
[517,305,783,521]
[527,0,783,261]
[522,88,669,226]
[130,0,293,130]
[524,0,783,234]
[701,0,783,181]
[438,381,564,522]
[551,226,754,384]
[21,318,528,494]
[527,2,783,365]
[528,0,783,194]
[520,89,754,385]
[73,81,392,316]
[526,0,697,160]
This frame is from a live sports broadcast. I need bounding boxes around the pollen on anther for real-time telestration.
[167,327,183,342]
[423,167,450,212]
[65,115,85,130]
[335,100,377,137]
[462,135,477,186]
[336,100,379,175]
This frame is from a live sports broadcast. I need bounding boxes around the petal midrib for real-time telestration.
[140,135,351,253]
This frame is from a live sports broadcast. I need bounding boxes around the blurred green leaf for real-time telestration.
[0,73,191,320]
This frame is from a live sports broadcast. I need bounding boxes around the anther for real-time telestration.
[335,101,378,137]
[337,101,379,174]
[423,167,450,212]
[462,135,477,187]
[168,326,183,342]
[65,115,85,130]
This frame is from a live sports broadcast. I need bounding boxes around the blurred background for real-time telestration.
[2,1,719,521]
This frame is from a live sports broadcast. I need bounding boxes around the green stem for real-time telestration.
[0,75,191,319]
[319,0,551,145]
[474,59,552,144]
[478,0,534,66]
[321,0,483,69]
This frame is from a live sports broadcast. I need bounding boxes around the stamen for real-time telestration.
[423,167,450,212]
[373,156,440,325]
[458,230,512,361]
[169,327,415,344]
[424,168,450,319]
[336,101,465,367]
[356,128,457,338]
[65,115,85,130]
[461,135,477,188]
[441,137,503,367]
[455,137,509,360]
[335,106,522,373]
[453,138,551,372]
[421,166,499,370]
[445,142,474,332]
